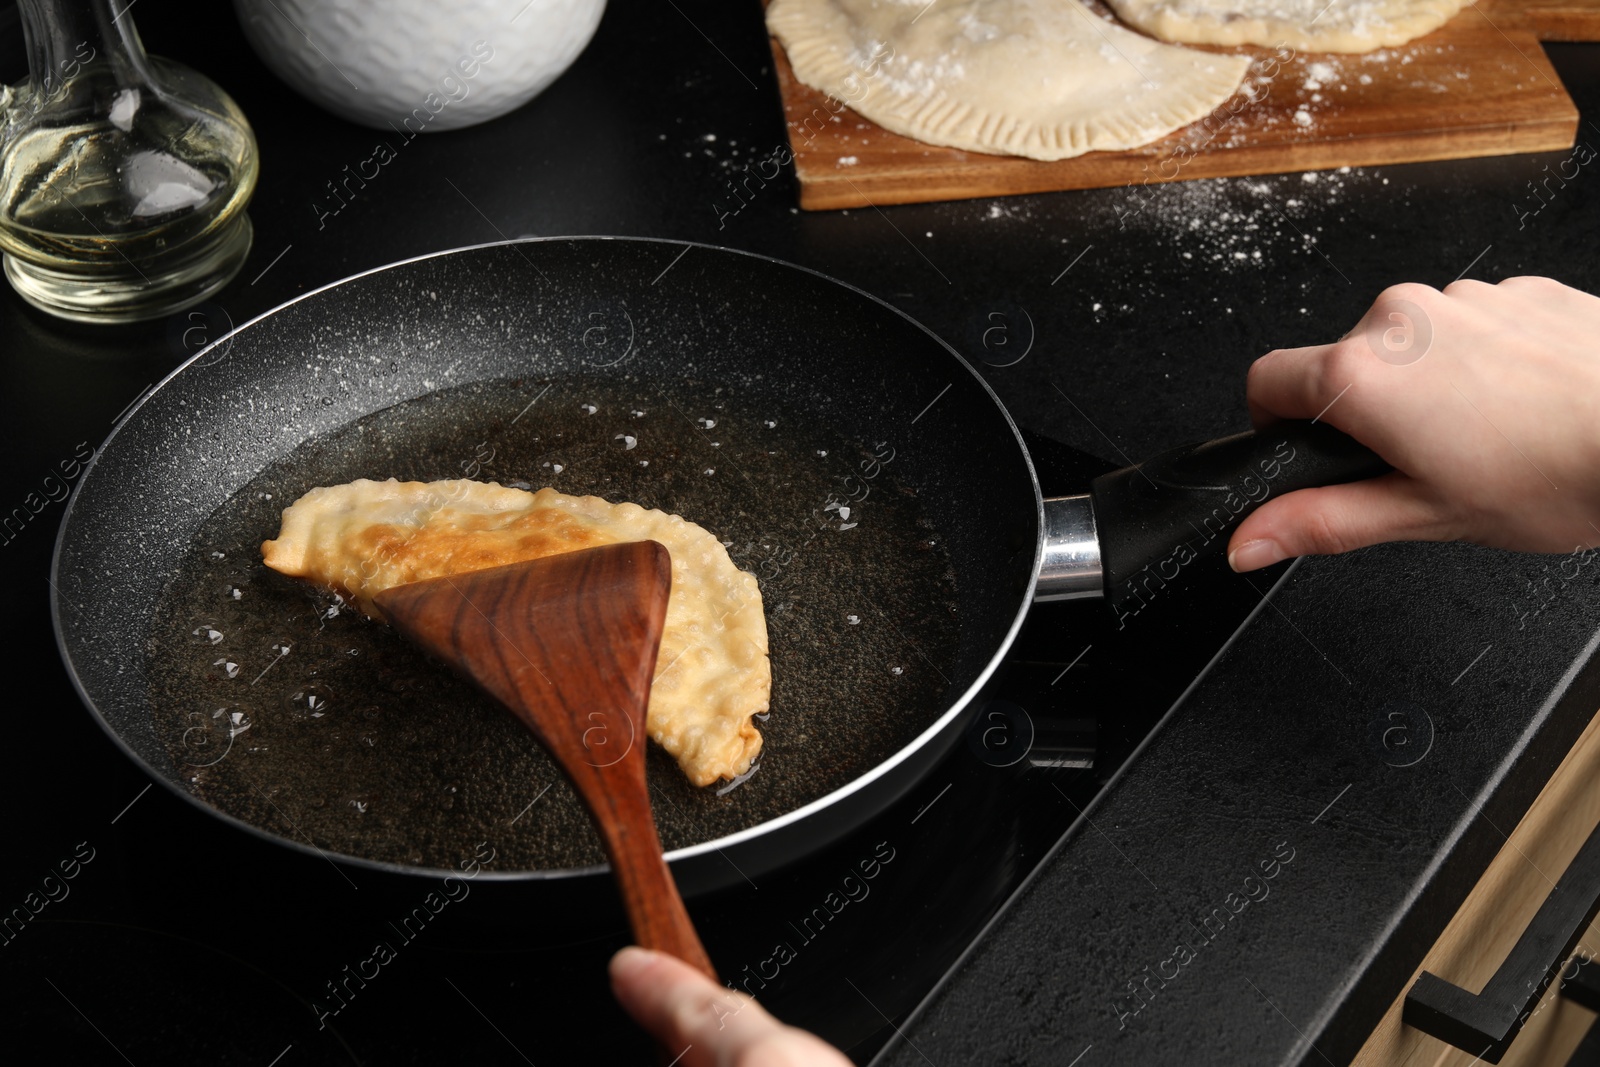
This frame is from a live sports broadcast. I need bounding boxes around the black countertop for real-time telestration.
[879,546,1600,1066]
[4,2,1599,1064]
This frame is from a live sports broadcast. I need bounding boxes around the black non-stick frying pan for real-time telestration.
[52,237,1383,895]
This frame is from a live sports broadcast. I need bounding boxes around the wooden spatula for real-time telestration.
[373,540,715,978]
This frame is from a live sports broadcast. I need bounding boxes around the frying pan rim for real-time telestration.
[50,235,1047,882]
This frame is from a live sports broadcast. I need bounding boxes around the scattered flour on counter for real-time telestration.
[1085,167,1397,274]
[974,199,1038,223]
[838,155,859,166]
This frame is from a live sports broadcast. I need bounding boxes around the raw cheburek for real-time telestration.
[260,478,769,787]
[767,0,1251,161]
[1105,0,1465,53]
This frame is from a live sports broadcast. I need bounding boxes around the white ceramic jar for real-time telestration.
[232,0,606,131]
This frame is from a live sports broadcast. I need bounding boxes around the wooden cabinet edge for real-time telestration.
[1353,708,1600,1066]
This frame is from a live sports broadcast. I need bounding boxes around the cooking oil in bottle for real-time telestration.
[0,1,258,323]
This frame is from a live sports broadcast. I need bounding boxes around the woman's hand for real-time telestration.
[609,947,854,1066]
[1230,277,1600,571]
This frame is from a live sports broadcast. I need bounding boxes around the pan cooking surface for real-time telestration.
[55,238,1041,883]
[145,374,960,871]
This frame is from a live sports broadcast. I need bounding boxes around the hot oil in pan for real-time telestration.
[147,377,960,871]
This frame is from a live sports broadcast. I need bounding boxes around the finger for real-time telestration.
[610,946,763,1062]
[1496,275,1600,315]
[609,947,851,1067]
[1249,281,1448,430]
[1226,474,1456,572]
[1245,344,1341,427]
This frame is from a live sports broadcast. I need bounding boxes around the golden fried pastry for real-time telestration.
[262,478,768,786]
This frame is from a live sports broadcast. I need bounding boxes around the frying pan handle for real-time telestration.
[1088,421,1390,621]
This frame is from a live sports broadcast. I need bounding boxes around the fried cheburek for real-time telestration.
[261,478,769,787]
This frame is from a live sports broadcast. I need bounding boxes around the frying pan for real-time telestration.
[52,237,1383,895]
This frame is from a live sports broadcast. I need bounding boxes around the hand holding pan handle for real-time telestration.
[1037,421,1392,617]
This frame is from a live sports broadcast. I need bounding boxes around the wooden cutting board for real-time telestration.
[767,0,1583,210]
[1519,0,1600,39]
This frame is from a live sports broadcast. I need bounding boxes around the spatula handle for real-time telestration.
[599,814,716,979]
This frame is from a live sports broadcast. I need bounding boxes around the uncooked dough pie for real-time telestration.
[1105,0,1466,53]
[767,0,1252,161]
[262,478,769,787]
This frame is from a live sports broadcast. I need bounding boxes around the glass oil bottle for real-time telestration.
[0,0,259,323]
